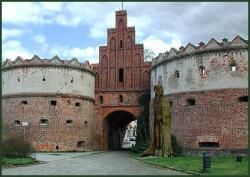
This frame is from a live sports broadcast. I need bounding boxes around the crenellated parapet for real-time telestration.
[150,35,248,97]
[2,55,94,75]
[2,55,95,99]
[152,35,248,69]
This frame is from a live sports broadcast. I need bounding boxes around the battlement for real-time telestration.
[152,35,248,67]
[2,55,93,71]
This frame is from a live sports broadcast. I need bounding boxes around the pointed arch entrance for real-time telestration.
[104,111,136,150]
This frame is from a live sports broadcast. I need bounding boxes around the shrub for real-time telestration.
[2,135,33,158]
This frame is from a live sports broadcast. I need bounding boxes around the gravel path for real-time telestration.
[2,151,187,175]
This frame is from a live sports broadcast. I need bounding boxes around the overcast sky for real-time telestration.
[2,2,248,63]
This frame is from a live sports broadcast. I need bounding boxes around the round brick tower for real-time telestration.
[2,55,97,151]
[150,35,248,155]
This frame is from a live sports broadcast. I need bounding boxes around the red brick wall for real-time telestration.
[165,88,248,149]
[92,11,151,150]
[92,10,151,92]
[2,96,97,151]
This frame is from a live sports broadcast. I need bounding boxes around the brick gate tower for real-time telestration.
[92,10,151,150]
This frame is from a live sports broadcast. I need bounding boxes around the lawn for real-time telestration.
[137,156,248,175]
[2,157,36,166]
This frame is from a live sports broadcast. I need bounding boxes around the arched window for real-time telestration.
[231,65,236,72]
[120,40,123,48]
[199,66,205,76]
[175,70,180,78]
[119,68,124,82]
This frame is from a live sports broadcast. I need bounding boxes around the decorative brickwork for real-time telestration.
[92,10,151,150]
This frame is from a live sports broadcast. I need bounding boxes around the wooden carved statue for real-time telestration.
[142,84,172,157]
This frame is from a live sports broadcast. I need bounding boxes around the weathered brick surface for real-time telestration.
[92,11,151,150]
[164,88,248,149]
[2,96,97,151]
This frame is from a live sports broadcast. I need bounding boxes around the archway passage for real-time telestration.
[105,111,136,150]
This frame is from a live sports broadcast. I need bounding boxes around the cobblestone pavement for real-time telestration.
[2,151,187,175]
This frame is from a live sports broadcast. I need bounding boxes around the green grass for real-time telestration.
[2,157,36,166]
[139,156,248,175]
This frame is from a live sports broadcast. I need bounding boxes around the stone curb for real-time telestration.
[132,155,203,176]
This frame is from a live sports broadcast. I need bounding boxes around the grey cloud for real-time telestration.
[124,2,247,46]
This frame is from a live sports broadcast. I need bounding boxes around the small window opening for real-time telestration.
[119,95,123,103]
[14,120,21,126]
[71,77,73,83]
[119,68,124,82]
[169,101,173,107]
[199,66,205,76]
[231,65,236,72]
[21,100,28,105]
[175,70,179,78]
[66,119,73,124]
[50,100,57,106]
[77,141,85,148]
[67,100,71,105]
[75,102,80,107]
[56,146,59,150]
[40,118,48,125]
[187,99,195,106]
[18,77,20,82]
[99,96,104,104]
[238,96,248,102]
[42,76,46,81]
[158,76,162,84]
[199,142,219,148]
[84,121,88,126]
[120,40,123,48]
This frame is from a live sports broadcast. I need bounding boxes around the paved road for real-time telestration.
[2,151,186,175]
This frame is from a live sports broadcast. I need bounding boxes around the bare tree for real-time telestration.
[144,48,156,61]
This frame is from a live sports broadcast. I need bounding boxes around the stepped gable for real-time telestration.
[2,55,93,70]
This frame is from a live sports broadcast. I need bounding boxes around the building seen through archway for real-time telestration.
[105,111,135,150]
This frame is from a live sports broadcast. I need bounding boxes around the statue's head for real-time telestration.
[154,84,163,97]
